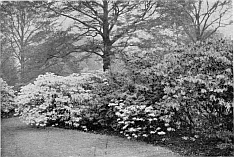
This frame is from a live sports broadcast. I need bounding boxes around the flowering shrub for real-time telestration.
[15,72,104,127]
[157,39,233,146]
[1,78,16,117]
[110,100,176,139]
[64,73,122,131]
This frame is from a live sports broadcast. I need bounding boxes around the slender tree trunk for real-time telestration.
[102,0,111,72]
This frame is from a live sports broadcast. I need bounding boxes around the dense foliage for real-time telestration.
[1,78,16,117]
[161,40,233,132]
[159,39,233,149]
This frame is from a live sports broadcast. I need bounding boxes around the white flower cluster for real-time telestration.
[111,101,175,139]
[16,72,102,127]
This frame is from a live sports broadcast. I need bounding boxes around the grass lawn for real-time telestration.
[1,117,181,157]
[2,117,233,157]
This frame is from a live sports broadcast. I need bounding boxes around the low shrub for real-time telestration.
[1,78,16,118]
[63,73,120,131]
[15,72,104,127]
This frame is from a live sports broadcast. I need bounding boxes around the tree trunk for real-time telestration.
[102,0,111,72]
[102,52,111,72]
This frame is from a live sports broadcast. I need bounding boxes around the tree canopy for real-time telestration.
[41,0,162,71]
[158,0,232,43]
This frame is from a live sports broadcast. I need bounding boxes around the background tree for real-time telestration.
[43,0,159,71]
[158,0,232,43]
[0,1,54,83]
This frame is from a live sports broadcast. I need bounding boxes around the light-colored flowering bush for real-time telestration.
[64,73,119,131]
[156,39,233,146]
[15,72,104,127]
[110,100,175,139]
[1,78,16,117]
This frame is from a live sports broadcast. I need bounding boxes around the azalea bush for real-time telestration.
[61,72,120,131]
[1,78,16,117]
[15,72,104,127]
[158,39,233,146]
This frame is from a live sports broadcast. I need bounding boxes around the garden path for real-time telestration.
[1,117,182,157]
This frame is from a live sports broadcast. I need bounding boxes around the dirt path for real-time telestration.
[1,117,182,157]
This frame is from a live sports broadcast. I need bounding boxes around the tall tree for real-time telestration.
[159,0,232,43]
[0,1,54,83]
[43,0,159,71]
